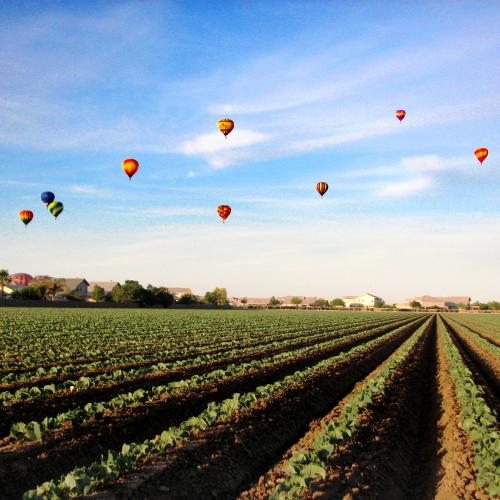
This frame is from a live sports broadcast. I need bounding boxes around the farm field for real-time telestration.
[0,309,498,499]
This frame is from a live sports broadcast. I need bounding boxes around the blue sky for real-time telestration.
[1,1,499,302]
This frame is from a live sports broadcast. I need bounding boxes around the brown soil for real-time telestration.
[0,316,418,437]
[241,315,489,500]
[82,322,423,499]
[441,316,500,414]
[0,318,423,499]
[447,316,500,348]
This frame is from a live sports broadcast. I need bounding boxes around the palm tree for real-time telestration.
[0,269,12,299]
[43,279,66,301]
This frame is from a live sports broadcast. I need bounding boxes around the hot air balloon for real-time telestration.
[48,201,64,219]
[122,158,139,180]
[19,210,33,226]
[217,205,231,223]
[316,182,329,197]
[474,147,488,164]
[41,192,55,206]
[395,110,406,122]
[217,118,234,138]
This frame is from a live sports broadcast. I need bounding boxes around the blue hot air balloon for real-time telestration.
[41,192,55,206]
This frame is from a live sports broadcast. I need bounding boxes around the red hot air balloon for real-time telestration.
[395,110,406,122]
[122,158,139,180]
[316,182,329,197]
[474,147,488,164]
[11,273,34,286]
[19,210,33,227]
[217,205,231,223]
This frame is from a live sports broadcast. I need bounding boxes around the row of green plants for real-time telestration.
[438,317,499,497]
[269,317,432,498]
[444,316,500,359]
[445,314,500,341]
[22,316,425,498]
[0,314,403,385]
[1,309,406,368]
[9,317,422,442]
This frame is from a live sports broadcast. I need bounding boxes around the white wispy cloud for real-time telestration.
[378,176,433,198]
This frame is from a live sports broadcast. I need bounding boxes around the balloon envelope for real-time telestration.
[217,205,231,222]
[217,118,234,137]
[474,147,488,164]
[122,158,139,179]
[316,182,329,197]
[19,210,34,226]
[41,192,55,206]
[395,110,406,121]
[48,201,64,219]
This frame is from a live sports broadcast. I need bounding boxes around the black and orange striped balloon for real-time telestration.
[19,210,34,226]
[217,205,231,223]
[122,158,139,180]
[474,147,488,165]
[395,109,406,122]
[217,118,234,138]
[316,182,329,197]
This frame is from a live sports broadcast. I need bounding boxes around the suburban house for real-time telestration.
[58,278,90,298]
[0,283,26,297]
[278,296,318,308]
[397,295,471,310]
[341,293,384,308]
[231,296,319,308]
[87,281,119,298]
[167,288,193,300]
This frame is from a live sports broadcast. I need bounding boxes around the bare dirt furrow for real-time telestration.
[0,317,418,436]
[0,320,423,500]
[85,321,424,500]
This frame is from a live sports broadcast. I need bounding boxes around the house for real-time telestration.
[233,297,272,308]
[341,293,383,308]
[167,287,193,300]
[397,295,471,310]
[87,281,118,297]
[58,278,90,298]
[277,296,318,308]
[0,283,26,298]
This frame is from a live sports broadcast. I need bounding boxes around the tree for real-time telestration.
[92,285,106,302]
[111,283,126,303]
[11,286,42,300]
[204,287,228,306]
[313,298,329,308]
[240,297,248,308]
[268,296,281,307]
[149,287,174,308]
[410,301,422,309]
[0,269,11,298]
[487,301,500,310]
[121,280,144,303]
[41,279,66,301]
[479,303,490,310]
[330,298,345,307]
[291,296,303,308]
[374,298,386,308]
[178,293,198,305]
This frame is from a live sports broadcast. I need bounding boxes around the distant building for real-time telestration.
[278,296,318,308]
[58,278,90,298]
[397,295,471,310]
[10,273,33,286]
[341,293,383,308]
[0,283,26,297]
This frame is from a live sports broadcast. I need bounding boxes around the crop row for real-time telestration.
[0,314,405,387]
[270,317,432,498]
[438,316,499,497]
[8,316,422,442]
[21,316,423,498]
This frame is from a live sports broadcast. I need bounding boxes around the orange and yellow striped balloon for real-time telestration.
[217,118,234,138]
[395,109,406,122]
[122,158,139,180]
[316,182,329,197]
[19,210,34,226]
[217,205,231,223]
[474,147,488,164]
